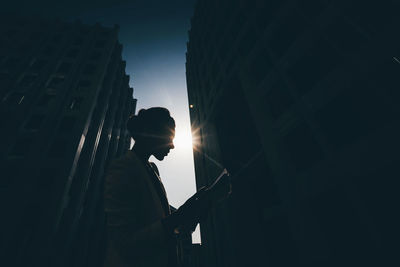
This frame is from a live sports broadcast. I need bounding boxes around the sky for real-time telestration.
[3,0,200,242]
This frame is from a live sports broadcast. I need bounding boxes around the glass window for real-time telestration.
[48,136,68,158]
[325,19,367,53]
[17,19,28,26]
[56,23,68,32]
[82,64,96,75]
[30,58,47,71]
[78,79,91,87]
[1,159,20,187]
[19,73,37,87]
[9,136,33,157]
[76,79,91,93]
[0,71,10,82]
[6,29,18,38]
[37,93,55,106]
[59,116,76,132]
[268,12,306,59]
[283,123,323,171]
[35,167,58,190]
[94,40,107,48]
[47,76,65,88]
[57,62,72,74]
[29,31,43,41]
[4,57,19,69]
[73,37,84,46]
[69,97,83,110]
[4,92,25,105]
[42,46,56,56]
[46,76,65,94]
[25,114,45,131]
[265,78,294,119]
[80,27,91,34]
[287,37,340,96]
[66,48,80,58]
[89,51,101,61]
[52,34,63,43]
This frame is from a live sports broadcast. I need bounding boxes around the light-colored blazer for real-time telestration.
[103,150,171,267]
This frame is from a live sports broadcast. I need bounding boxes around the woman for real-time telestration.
[103,107,209,267]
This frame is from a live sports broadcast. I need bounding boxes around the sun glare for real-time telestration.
[173,128,193,149]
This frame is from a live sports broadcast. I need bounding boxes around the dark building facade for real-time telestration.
[0,17,136,266]
[186,1,400,266]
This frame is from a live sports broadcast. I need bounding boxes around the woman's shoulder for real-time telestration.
[104,152,144,204]
[105,150,146,184]
[108,151,140,171]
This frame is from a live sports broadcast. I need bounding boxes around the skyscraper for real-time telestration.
[186,1,400,266]
[0,17,136,266]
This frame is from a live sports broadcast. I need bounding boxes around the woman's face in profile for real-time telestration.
[151,125,175,161]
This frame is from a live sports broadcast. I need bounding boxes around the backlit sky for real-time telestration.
[3,0,200,242]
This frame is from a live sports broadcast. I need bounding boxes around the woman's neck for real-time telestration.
[132,142,151,162]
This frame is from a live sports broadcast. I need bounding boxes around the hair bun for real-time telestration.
[126,107,175,141]
[127,114,142,139]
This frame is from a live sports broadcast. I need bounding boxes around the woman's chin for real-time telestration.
[154,154,166,161]
[153,150,170,161]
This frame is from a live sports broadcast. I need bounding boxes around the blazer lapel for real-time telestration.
[126,151,171,216]
[147,163,171,215]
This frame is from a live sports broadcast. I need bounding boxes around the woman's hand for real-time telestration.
[163,172,232,235]
[162,187,209,235]
[176,187,210,230]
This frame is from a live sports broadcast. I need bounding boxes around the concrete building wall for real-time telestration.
[0,17,136,267]
[186,1,400,266]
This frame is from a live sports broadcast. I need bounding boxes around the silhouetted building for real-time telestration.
[0,17,136,267]
[186,1,400,267]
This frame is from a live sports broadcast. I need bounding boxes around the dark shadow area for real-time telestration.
[186,0,400,266]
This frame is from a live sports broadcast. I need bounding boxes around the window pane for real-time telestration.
[25,114,45,131]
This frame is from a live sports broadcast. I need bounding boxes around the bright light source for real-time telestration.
[189,104,194,108]
[173,128,193,149]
